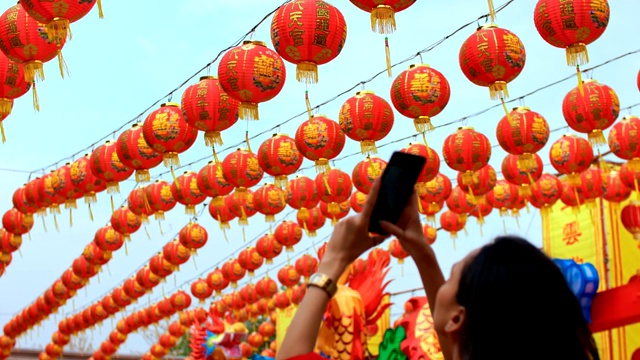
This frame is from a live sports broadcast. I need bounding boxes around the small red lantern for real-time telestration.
[258,321,276,338]
[456,165,497,203]
[205,268,229,296]
[159,334,177,350]
[240,284,260,305]
[256,233,283,264]
[222,148,264,195]
[253,183,286,222]
[486,179,518,216]
[320,200,350,225]
[217,40,286,120]
[388,239,408,264]
[401,142,440,193]
[123,277,146,300]
[116,123,162,183]
[562,79,619,145]
[420,173,452,212]
[2,208,33,242]
[502,153,543,197]
[459,24,526,100]
[576,166,605,206]
[149,253,174,278]
[390,64,451,132]
[533,0,610,66]
[0,229,20,254]
[295,114,346,172]
[181,75,239,146]
[136,266,160,292]
[278,265,301,288]
[52,162,84,210]
[142,102,198,167]
[110,206,142,240]
[602,170,631,205]
[287,175,319,220]
[352,157,387,194]
[72,257,98,281]
[439,210,466,239]
[549,133,594,185]
[423,224,437,245]
[608,115,640,171]
[238,247,264,277]
[171,171,206,215]
[70,155,106,204]
[83,242,112,266]
[247,332,264,349]
[339,90,394,155]
[226,191,257,226]
[198,160,234,206]
[470,202,493,225]
[257,133,303,188]
[350,191,367,213]
[0,53,30,119]
[315,168,352,216]
[162,240,191,269]
[270,0,347,84]
[90,140,134,194]
[12,185,36,218]
[527,173,563,217]
[274,221,304,251]
[145,180,177,220]
[621,201,640,240]
[618,162,640,193]
[221,259,246,288]
[496,106,550,171]
[560,179,585,213]
[170,290,192,311]
[273,291,291,309]
[191,279,213,304]
[296,206,326,237]
[208,198,235,229]
[178,222,208,253]
[256,277,278,299]
[442,127,492,185]
[295,254,319,281]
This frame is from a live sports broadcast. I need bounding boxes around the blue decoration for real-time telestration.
[252,355,275,360]
[553,258,599,323]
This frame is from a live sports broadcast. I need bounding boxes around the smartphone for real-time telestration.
[368,151,426,235]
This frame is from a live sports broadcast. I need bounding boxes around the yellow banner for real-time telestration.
[276,305,298,351]
[366,295,391,356]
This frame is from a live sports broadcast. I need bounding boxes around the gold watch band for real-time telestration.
[307,273,337,298]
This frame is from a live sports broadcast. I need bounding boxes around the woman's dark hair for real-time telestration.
[456,235,599,360]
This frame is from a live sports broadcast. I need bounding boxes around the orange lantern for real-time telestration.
[197,160,234,206]
[142,102,198,167]
[270,0,347,84]
[339,90,394,155]
[533,0,610,66]
[221,259,246,288]
[191,279,213,304]
[549,133,594,185]
[456,164,497,203]
[256,277,278,299]
[388,239,407,264]
[181,75,239,146]
[238,247,264,277]
[562,79,619,145]
[442,127,492,185]
[256,233,283,264]
[108,331,126,347]
[208,198,236,229]
[145,180,177,220]
[247,332,264,349]
[319,200,350,225]
[295,254,319,281]
[350,190,367,213]
[501,153,543,197]
[352,157,387,194]
[608,115,640,171]
[257,133,303,188]
[253,183,286,222]
[274,220,304,252]
[287,175,319,220]
[2,208,33,242]
[217,40,286,120]
[222,148,264,196]
[315,168,352,216]
[226,190,257,226]
[278,265,301,288]
[171,171,206,215]
[170,290,192,311]
[90,140,134,194]
[240,284,260,305]
[621,201,640,240]
[116,123,162,183]
[439,210,466,239]
[159,334,177,350]
[296,206,326,237]
[205,268,229,296]
[391,64,451,132]
[149,253,175,278]
[422,224,437,245]
[295,114,346,172]
[162,240,191,269]
[258,321,276,338]
[178,222,208,253]
[527,173,563,217]
[459,24,526,100]
[496,106,550,171]
[83,242,112,266]
[110,206,141,240]
[486,179,519,216]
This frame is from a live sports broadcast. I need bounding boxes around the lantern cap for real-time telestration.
[458,126,475,131]
[478,23,499,30]
[356,90,375,96]
[513,106,530,112]
[629,200,640,206]
[242,40,267,47]
[622,115,639,121]
[409,64,430,69]
[272,133,289,138]
[581,79,597,84]
[200,75,217,81]
[310,114,329,119]
[161,102,180,108]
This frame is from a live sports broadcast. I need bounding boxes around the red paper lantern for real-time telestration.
[423,224,437,245]
[390,64,451,132]
[257,133,303,188]
[442,127,492,184]
[339,90,394,154]
[149,254,174,278]
[40,170,66,213]
[240,284,260,305]
[295,254,319,281]
[270,0,347,83]
[238,247,264,277]
[295,114,346,172]
[191,279,213,304]
[127,187,153,222]
[178,222,208,252]
[400,142,440,192]
[439,210,466,239]
[502,153,543,197]
[162,240,191,268]
[320,200,350,225]
[171,291,192,312]
[388,238,408,264]
[2,208,33,242]
[352,157,387,194]
[90,140,134,193]
[70,155,106,204]
[256,234,283,265]
[419,173,452,213]
[83,242,111,266]
[116,123,162,183]
[618,162,640,193]
[52,162,83,209]
[142,102,198,167]
[315,168,352,216]
[0,53,29,118]
[208,198,236,229]
[205,268,229,296]
[278,265,301,288]
[222,148,264,195]
[287,175,319,220]
[0,229,20,254]
[259,321,276,338]
[181,75,239,146]
[602,170,631,204]
[159,334,177,350]
[560,179,585,212]
[349,0,416,33]
[456,165,497,202]
[72,257,98,281]
[18,0,98,41]
[486,179,518,216]
[61,268,85,293]
[253,183,286,222]
[171,171,206,215]
[608,115,640,171]
[135,266,160,292]
[296,206,325,237]
[0,4,66,83]
[496,106,550,171]
[197,160,234,206]
[217,40,286,120]
[256,277,278,299]
[350,191,367,213]
[621,201,640,240]
[273,291,291,309]
[110,206,141,240]
[12,185,36,218]
[226,190,257,226]
[533,0,610,65]
[145,180,177,220]
[576,166,605,206]
[221,259,246,289]
[549,133,594,185]
[274,220,304,251]
[123,277,146,300]
[446,186,475,217]
[562,79,619,145]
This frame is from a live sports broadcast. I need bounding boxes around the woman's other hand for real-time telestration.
[379,190,430,257]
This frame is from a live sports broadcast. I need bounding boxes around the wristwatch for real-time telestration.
[307,273,338,298]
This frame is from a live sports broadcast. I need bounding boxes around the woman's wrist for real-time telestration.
[407,241,437,264]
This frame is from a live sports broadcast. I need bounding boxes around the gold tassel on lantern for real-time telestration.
[566,44,589,67]
[97,0,104,18]
[239,102,259,120]
[315,159,330,174]
[297,62,318,84]
[371,6,396,34]
[414,116,434,133]
[0,98,12,117]
[489,81,509,101]
[576,65,585,96]
[57,50,69,79]
[24,61,45,83]
[185,205,196,216]
[0,122,5,144]
[487,0,497,22]
[135,169,151,183]
[305,90,312,119]
[212,196,224,207]
[360,140,377,155]
[46,19,71,43]
[298,208,309,221]
[501,98,512,121]
[32,83,40,112]
[517,153,535,172]
[164,152,181,168]
[588,130,607,147]
[204,131,223,147]
[384,37,392,77]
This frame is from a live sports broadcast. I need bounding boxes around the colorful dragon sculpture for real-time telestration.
[189,309,249,360]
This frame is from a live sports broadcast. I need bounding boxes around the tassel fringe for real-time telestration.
[370,6,396,34]
[239,102,259,120]
[566,43,589,66]
[297,62,318,84]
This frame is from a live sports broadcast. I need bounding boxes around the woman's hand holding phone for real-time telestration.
[379,191,432,259]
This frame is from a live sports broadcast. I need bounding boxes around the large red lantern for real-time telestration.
[90,140,134,193]
[400,142,440,193]
[315,168,352,216]
[18,0,98,42]
[178,222,208,253]
[576,166,605,206]
[12,185,36,218]
[0,53,30,118]
[110,206,141,240]
[527,173,563,217]
[136,266,160,292]
[295,254,318,281]
[278,265,301,288]
[560,179,585,213]
[562,79,619,145]
[287,175,319,220]
[238,247,264,277]
[52,162,83,209]
[142,102,198,167]
[253,183,286,222]
[496,106,550,171]
[208,199,236,229]
[206,268,229,296]
[256,234,283,264]
[221,259,246,288]
[259,321,276,339]
[257,133,303,188]
[295,114,346,172]
[608,115,640,171]
[352,157,387,194]
[442,127,492,184]
[296,206,325,237]
[459,24,526,100]
[116,123,163,183]
[274,221,303,251]
[270,0,347,84]
[181,76,240,146]
[70,155,106,204]
[41,170,66,213]
[439,210,466,239]
[191,279,213,304]
[222,148,264,196]
[145,180,177,220]
[0,4,67,83]
[390,64,451,132]
[217,40,286,120]
[83,242,111,266]
[149,253,174,278]
[171,171,206,215]
[501,153,543,197]
[226,191,257,226]
[533,0,610,66]
[549,133,594,185]
[349,0,415,33]
[197,160,234,206]
[0,229,20,254]
[2,208,33,242]
[620,201,640,240]
[240,284,260,305]
[339,90,394,155]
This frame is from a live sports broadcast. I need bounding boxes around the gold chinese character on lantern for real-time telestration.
[253,55,275,79]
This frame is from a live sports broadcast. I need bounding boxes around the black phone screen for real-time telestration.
[368,152,426,235]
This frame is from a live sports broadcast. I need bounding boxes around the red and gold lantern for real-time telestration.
[401,142,440,193]
[12,185,36,219]
[296,206,325,237]
[456,165,497,202]
[273,291,291,309]
[420,173,452,214]
[388,238,407,264]
[83,242,112,266]
[256,277,278,299]
[527,173,563,218]
[110,206,141,240]
[116,123,162,183]
[339,90,394,154]
[562,79,619,145]
[178,222,208,253]
[257,133,303,188]
[240,284,260,305]
[256,233,283,264]
[608,115,640,171]
[502,153,543,197]
[136,266,160,292]
[142,102,198,167]
[149,253,174,279]
[549,133,594,185]
[171,291,192,311]
[439,210,466,239]
[390,64,451,132]
[171,171,206,215]
[315,168,352,216]
[560,179,585,213]
[238,247,264,277]
[274,220,304,251]
[18,0,98,42]
[270,0,347,83]
[621,201,640,240]
[496,106,550,170]
[181,76,239,146]
[217,40,286,120]
[320,200,350,225]
[127,187,153,222]
[278,265,301,288]
[145,180,177,220]
[295,114,346,172]
[190,279,213,304]
[221,259,246,288]
[2,208,33,242]
[0,229,20,254]
[222,148,264,195]
[602,170,631,206]
[459,24,526,100]
[253,183,286,222]
[162,240,191,269]
[197,160,234,206]
[205,268,229,296]
[352,157,387,194]
[442,127,491,184]
[445,186,475,218]
[287,175,319,220]
[576,166,605,206]
[70,155,106,204]
[0,53,30,119]
[486,179,518,216]
[349,0,416,33]
[423,223,437,245]
[90,140,134,193]
[226,190,257,226]
[259,321,276,338]
[350,190,367,213]
[53,162,84,210]
[295,254,318,281]
[208,199,235,229]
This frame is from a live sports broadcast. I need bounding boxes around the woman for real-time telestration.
[277,179,600,360]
